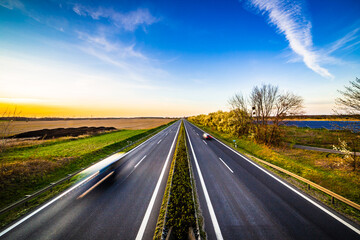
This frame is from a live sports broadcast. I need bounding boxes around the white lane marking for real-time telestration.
[219,158,233,174]
[0,121,180,238]
[187,121,360,235]
[157,139,162,144]
[77,171,114,199]
[134,155,147,168]
[202,140,207,145]
[185,124,224,240]
[196,133,199,136]
[135,123,181,240]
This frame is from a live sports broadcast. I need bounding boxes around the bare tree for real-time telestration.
[333,77,360,171]
[229,84,303,144]
[335,77,360,114]
[273,92,304,125]
[250,84,278,125]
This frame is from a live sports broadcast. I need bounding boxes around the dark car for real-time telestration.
[203,133,212,140]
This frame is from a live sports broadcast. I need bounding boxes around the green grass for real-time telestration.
[153,127,179,240]
[153,122,198,240]
[0,121,176,229]
[1,130,145,163]
[0,121,175,210]
[282,125,359,149]
[190,121,360,223]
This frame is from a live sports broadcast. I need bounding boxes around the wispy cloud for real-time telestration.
[76,31,147,60]
[0,0,68,31]
[0,0,24,10]
[246,0,333,79]
[326,28,360,54]
[72,5,159,31]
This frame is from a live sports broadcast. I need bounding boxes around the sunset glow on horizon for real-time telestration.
[1,0,360,117]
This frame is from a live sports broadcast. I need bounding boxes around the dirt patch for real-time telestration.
[8,126,116,139]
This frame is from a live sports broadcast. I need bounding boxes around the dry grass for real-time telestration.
[2,118,175,137]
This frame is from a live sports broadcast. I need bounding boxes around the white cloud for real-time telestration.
[0,0,24,10]
[326,28,360,54]
[76,31,147,60]
[72,5,158,31]
[247,0,333,79]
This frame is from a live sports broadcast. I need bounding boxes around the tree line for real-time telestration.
[189,84,304,145]
[189,78,360,170]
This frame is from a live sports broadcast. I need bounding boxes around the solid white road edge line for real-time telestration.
[134,155,147,168]
[135,122,181,240]
[219,158,233,174]
[187,121,360,235]
[185,123,224,240]
[0,121,179,238]
[0,170,99,237]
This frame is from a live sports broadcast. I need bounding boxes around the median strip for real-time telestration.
[135,122,180,240]
[185,123,223,240]
[153,121,203,240]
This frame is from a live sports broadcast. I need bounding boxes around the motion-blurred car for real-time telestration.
[203,133,212,140]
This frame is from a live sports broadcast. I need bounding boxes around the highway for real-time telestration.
[184,120,360,240]
[0,120,181,240]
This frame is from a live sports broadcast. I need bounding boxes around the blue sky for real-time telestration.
[0,0,360,117]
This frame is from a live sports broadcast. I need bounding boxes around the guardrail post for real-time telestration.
[332,196,335,205]
[25,195,31,207]
[307,184,310,190]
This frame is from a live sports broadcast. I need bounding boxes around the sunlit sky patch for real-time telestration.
[1,0,360,117]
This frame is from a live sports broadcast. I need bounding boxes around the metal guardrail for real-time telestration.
[189,121,360,212]
[0,123,173,216]
[244,153,360,211]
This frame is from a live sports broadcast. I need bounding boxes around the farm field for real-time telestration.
[281,125,360,149]
[2,118,175,137]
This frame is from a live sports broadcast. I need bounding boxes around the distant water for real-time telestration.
[284,121,359,131]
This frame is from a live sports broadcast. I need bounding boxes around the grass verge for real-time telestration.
[282,125,359,149]
[0,121,176,229]
[153,121,200,240]
[189,121,360,224]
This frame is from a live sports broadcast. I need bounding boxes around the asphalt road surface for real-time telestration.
[184,120,360,240]
[0,121,181,240]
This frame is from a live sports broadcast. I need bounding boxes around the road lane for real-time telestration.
[1,121,181,240]
[184,120,360,240]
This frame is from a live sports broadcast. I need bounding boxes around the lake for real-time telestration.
[284,121,359,131]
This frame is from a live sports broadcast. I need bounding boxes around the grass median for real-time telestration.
[154,121,201,240]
